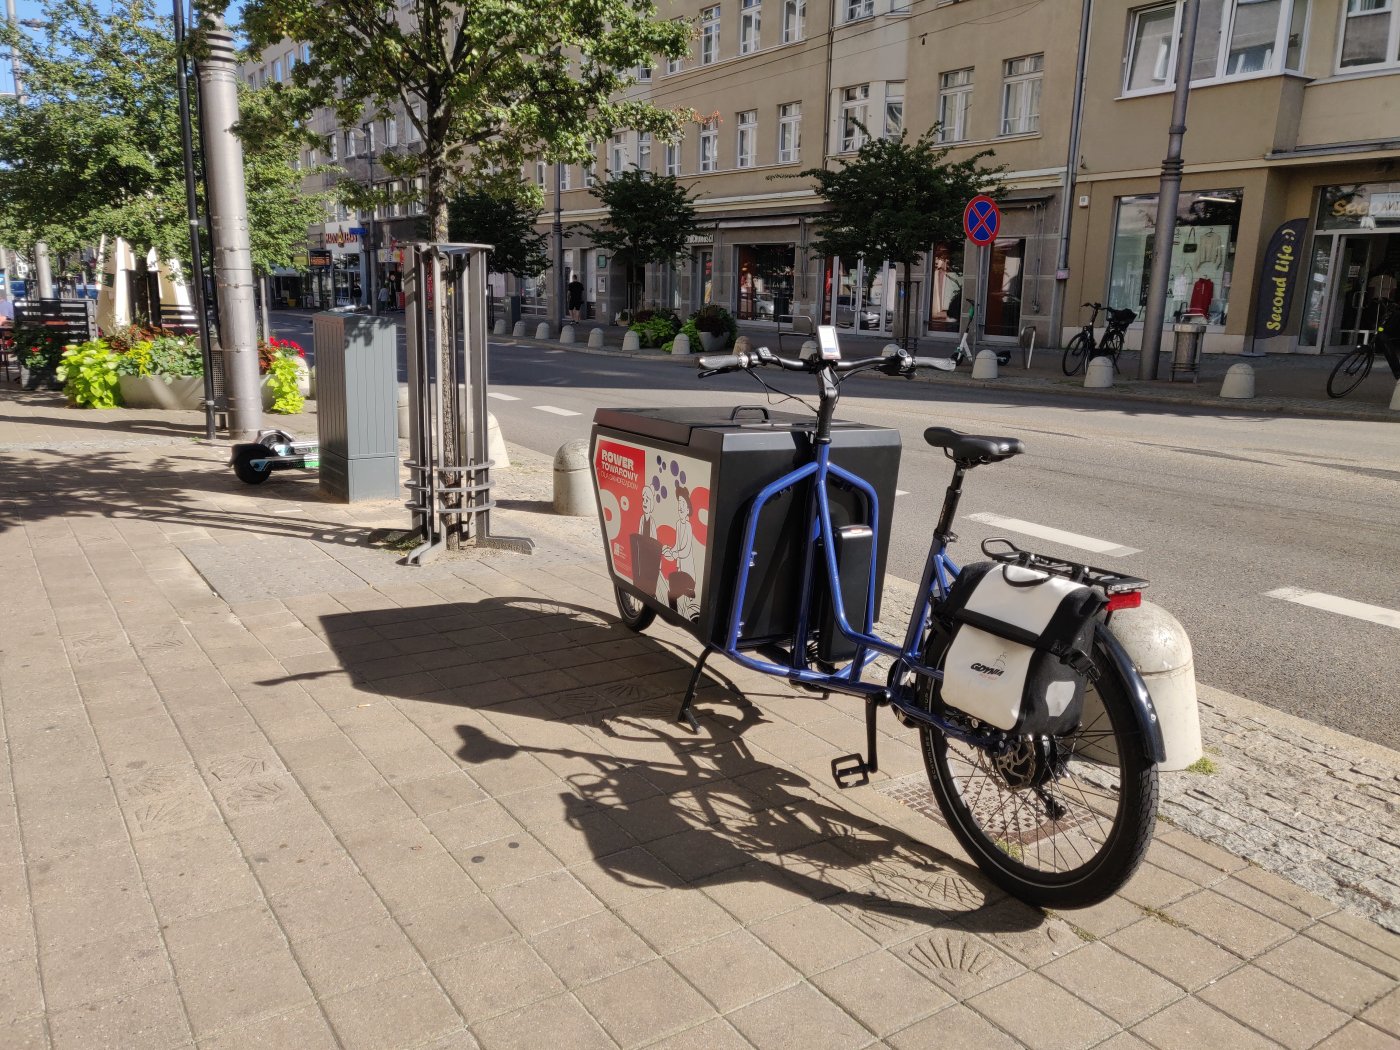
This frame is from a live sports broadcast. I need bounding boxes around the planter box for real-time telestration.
[118,375,204,411]
[698,330,727,353]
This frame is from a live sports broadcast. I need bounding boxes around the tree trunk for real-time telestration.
[901,260,914,350]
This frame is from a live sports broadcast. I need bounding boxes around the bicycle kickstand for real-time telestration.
[830,696,881,789]
[675,647,714,733]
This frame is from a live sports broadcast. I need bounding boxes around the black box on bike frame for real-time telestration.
[591,406,901,650]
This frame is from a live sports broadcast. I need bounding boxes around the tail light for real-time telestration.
[1106,591,1142,612]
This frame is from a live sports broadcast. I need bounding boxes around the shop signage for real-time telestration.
[309,249,332,269]
[1252,218,1307,337]
[1318,182,1400,230]
[321,227,361,249]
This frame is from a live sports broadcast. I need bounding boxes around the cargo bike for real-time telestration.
[589,331,1164,907]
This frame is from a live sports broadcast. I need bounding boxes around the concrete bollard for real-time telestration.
[535,321,552,340]
[1109,601,1203,772]
[560,324,576,345]
[1219,362,1255,399]
[1390,379,1400,411]
[621,330,641,353]
[492,318,507,336]
[1084,356,1114,389]
[972,348,999,379]
[553,439,593,516]
[587,328,605,349]
[801,339,819,359]
[487,412,509,469]
[671,332,691,355]
[397,384,409,439]
[512,321,526,337]
[308,366,316,401]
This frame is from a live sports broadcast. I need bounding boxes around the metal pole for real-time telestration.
[363,123,377,312]
[6,0,22,101]
[1050,0,1093,351]
[553,161,564,330]
[34,241,53,298]
[1138,0,1201,380]
[173,0,214,438]
[196,10,261,439]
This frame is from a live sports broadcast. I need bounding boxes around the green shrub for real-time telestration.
[266,354,305,414]
[13,326,67,379]
[116,340,155,377]
[691,304,737,347]
[628,313,680,349]
[148,335,203,377]
[56,339,122,409]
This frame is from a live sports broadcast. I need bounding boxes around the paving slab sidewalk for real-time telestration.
[1,387,1398,1050]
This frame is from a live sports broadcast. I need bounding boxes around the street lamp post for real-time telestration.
[553,161,564,331]
[362,122,378,313]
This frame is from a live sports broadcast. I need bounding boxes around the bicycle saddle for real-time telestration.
[924,427,1025,466]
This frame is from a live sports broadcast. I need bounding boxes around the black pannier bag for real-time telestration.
[936,561,1107,736]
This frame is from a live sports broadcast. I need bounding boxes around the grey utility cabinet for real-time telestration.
[314,314,399,502]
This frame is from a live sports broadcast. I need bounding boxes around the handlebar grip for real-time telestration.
[696,353,748,372]
[911,356,957,372]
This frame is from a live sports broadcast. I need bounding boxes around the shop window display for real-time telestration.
[1108,189,1241,326]
[736,245,795,321]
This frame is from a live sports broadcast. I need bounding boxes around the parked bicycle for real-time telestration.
[598,333,1164,907]
[1327,301,1400,399]
[1062,302,1136,376]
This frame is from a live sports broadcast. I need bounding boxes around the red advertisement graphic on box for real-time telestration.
[594,437,711,621]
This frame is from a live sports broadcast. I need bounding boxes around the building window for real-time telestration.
[1340,0,1398,68]
[536,161,547,189]
[638,64,653,81]
[666,140,682,176]
[845,0,874,22]
[344,129,357,157]
[1125,1,1319,90]
[1109,189,1242,326]
[667,22,685,74]
[610,134,628,174]
[271,58,283,82]
[560,163,571,191]
[741,0,761,54]
[778,102,801,163]
[737,110,757,167]
[937,68,973,143]
[884,81,904,139]
[840,84,869,152]
[584,143,597,187]
[736,244,796,320]
[782,0,805,42]
[1000,54,1042,136]
[638,131,652,173]
[1125,5,1177,91]
[406,103,423,143]
[412,177,424,214]
[701,6,721,65]
[384,115,398,148]
[700,126,718,172]
[328,133,338,161]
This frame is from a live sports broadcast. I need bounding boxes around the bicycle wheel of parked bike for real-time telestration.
[1062,333,1091,376]
[614,585,656,632]
[1327,348,1372,399]
[1099,330,1124,370]
[914,630,1158,907]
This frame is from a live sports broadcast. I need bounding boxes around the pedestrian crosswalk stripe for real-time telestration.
[967,513,1141,557]
[488,392,520,401]
[534,405,581,417]
[1266,588,1400,630]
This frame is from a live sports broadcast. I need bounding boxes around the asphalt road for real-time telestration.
[270,313,1400,750]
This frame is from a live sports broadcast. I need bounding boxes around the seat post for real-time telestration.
[935,464,968,542]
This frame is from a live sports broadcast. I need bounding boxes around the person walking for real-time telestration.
[567,275,585,323]
[377,284,391,315]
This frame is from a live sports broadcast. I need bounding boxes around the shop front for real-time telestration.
[1299,182,1400,354]
[735,244,795,322]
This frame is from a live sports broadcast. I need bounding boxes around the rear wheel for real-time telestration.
[1327,348,1372,399]
[915,631,1158,908]
[232,447,272,485]
[614,585,656,632]
[1062,333,1091,376]
[1099,330,1125,371]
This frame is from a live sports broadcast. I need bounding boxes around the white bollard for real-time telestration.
[487,412,509,469]
[801,339,819,359]
[1390,379,1400,411]
[621,330,641,353]
[512,321,526,337]
[1219,362,1255,399]
[492,318,507,336]
[587,328,605,349]
[553,439,593,516]
[560,324,575,345]
[972,348,999,380]
[535,321,552,340]
[1109,601,1203,771]
[671,332,691,355]
[1084,356,1114,389]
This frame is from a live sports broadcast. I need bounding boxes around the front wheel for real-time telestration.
[1099,330,1125,372]
[614,585,656,632]
[915,631,1158,908]
[1062,333,1091,376]
[1327,348,1372,399]
[232,447,272,485]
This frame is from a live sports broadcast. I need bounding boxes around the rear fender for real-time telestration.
[1095,623,1167,765]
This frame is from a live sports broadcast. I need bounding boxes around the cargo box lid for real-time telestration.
[593,406,883,446]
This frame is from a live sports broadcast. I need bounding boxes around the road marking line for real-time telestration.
[967,513,1141,557]
[1266,588,1400,631]
[534,405,581,417]
[488,392,520,401]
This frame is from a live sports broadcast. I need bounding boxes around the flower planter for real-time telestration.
[698,330,727,353]
[118,375,204,411]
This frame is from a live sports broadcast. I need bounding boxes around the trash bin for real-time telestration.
[1170,322,1206,382]
[591,406,901,649]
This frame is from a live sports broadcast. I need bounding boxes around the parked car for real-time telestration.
[834,295,882,330]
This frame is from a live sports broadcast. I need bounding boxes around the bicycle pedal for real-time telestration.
[830,753,870,789]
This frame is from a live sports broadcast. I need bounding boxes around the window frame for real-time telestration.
[699,125,719,172]
[665,140,682,176]
[736,110,757,167]
[778,102,801,163]
[1336,0,1399,72]
[637,131,653,173]
[936,68,974,144]
[845,0,874,23]
[609,133,628,174]
[741,0,762,54]
[1000,53,1043,136]
[667,21,685,74]
[839,84,870,153]
[701,6,721,65]
[782,0,805,42]
[884,81,904,139]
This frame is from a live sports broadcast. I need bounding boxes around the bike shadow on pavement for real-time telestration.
[313,593,1047,939]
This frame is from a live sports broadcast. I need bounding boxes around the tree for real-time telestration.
[242,0,692,243]
[789,128,1004,347]
[0,0,325,280]
[447,184,549,279]
[587,169,703,311]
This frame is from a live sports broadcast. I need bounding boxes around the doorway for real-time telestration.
[1307,233,1400,352]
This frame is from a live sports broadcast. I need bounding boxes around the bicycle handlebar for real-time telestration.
[698,346,955,379]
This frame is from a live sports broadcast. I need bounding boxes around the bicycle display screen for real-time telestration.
[817,325,841,361]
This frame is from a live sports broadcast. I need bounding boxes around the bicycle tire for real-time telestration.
[614,585,656,632]
[1327,348,1372,399]
[914,630,1158,908]
[1062,333,1091,376]
[1099,330,1124,372]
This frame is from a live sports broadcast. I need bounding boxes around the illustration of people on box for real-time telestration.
[594,440,711,622]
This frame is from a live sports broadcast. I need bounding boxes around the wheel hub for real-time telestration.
[993,736,1065,790]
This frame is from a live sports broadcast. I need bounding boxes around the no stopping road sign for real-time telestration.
[964,195,1001,246]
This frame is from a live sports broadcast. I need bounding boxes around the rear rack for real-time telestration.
[981,538,1148,595]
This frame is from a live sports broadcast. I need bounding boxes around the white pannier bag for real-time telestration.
[937,561,1106,735]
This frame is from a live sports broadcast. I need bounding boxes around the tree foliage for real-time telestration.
[790,128,1004,342]
[241,0,692,241]
[447,183,549,278]
[0,0,326,274]
[586,169,703,307]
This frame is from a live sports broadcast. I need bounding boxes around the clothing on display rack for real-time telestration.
[1190,277,1215,320]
